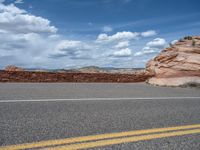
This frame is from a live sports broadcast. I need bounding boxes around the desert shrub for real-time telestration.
[184,36,193,40]
[192,40,196,46]
[178,39,184,42]
[180,82,200,88]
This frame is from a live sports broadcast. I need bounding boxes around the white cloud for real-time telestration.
[96,30,155,44]
[146,38,167,48]
[0,3,57,33]
[0,3,59,68]
[50,40,93,59]
[96,31,139,43]
[102,26,113,32]
[112,48,132,57]
[134,47,157,56]
[15,0,24,4]
[55,40,84,51]
[0,3,25,14]
[0,2,167,69]
[141,30,157,37]
[0,31,58,67]
[170,39,178,45]
[114,41,129,48]
[55,40,91,53]
[134,38,167,56]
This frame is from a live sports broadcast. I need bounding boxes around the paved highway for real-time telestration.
[0,83,200,149]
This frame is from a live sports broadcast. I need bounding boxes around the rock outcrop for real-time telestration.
[4,65,24,72]
[146,36,200,86]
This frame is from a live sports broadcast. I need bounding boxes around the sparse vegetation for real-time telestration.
[178,39,184,42]
[184,36,193,40]
[180,82,200,89]
[192,40,196,46]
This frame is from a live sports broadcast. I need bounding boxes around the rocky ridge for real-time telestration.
[146,36,200,86]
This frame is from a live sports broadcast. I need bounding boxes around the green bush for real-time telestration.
[184,36,193,40]
[192,40,196,46]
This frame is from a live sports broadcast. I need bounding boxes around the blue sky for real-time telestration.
[0,0,199,69]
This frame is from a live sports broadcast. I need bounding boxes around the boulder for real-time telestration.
[4,65,24,72]
[146,36,200,86]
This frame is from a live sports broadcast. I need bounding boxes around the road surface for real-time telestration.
[0,83,200,149]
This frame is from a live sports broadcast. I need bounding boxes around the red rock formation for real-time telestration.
[146,36,200,86]
[0,70,152,83]
[4,65,24,72]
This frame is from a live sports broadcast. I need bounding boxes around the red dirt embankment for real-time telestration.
[0,70,152,83]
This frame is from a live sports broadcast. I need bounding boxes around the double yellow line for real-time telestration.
[1,124,200,150]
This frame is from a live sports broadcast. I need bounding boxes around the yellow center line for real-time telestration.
[46,129,200,150]
[0,124,200,150]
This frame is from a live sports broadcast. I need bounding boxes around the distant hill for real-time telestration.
[4,65,144,74]
[75,66,145,74]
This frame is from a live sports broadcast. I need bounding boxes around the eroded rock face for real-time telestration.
[0,71,151,83]
[146,36,200,86]
[4,65,24,72]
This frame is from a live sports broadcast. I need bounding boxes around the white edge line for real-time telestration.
[0,97,199,103]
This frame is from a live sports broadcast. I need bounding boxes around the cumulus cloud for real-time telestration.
[146,38,167,48]
[50,40,93,59]
[0,2,59,68]
[0,3,57,33]
[0,3,25,14]
[102,26,113,32]
[112,48,132,57]
[114,41,129,48]
[55,40,86,51]
[134,38,167,56]
[134,47,158,56]
[0,31,59,67]
[96,30,156,43]
[96,31,139,43]
[0,2,168,69]
[141,30,157,37]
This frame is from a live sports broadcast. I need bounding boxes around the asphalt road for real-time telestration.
[0,83,200,149]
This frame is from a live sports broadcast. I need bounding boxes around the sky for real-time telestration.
[0,0,200,69]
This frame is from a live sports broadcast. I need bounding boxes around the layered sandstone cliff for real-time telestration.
[146,36,200,86]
